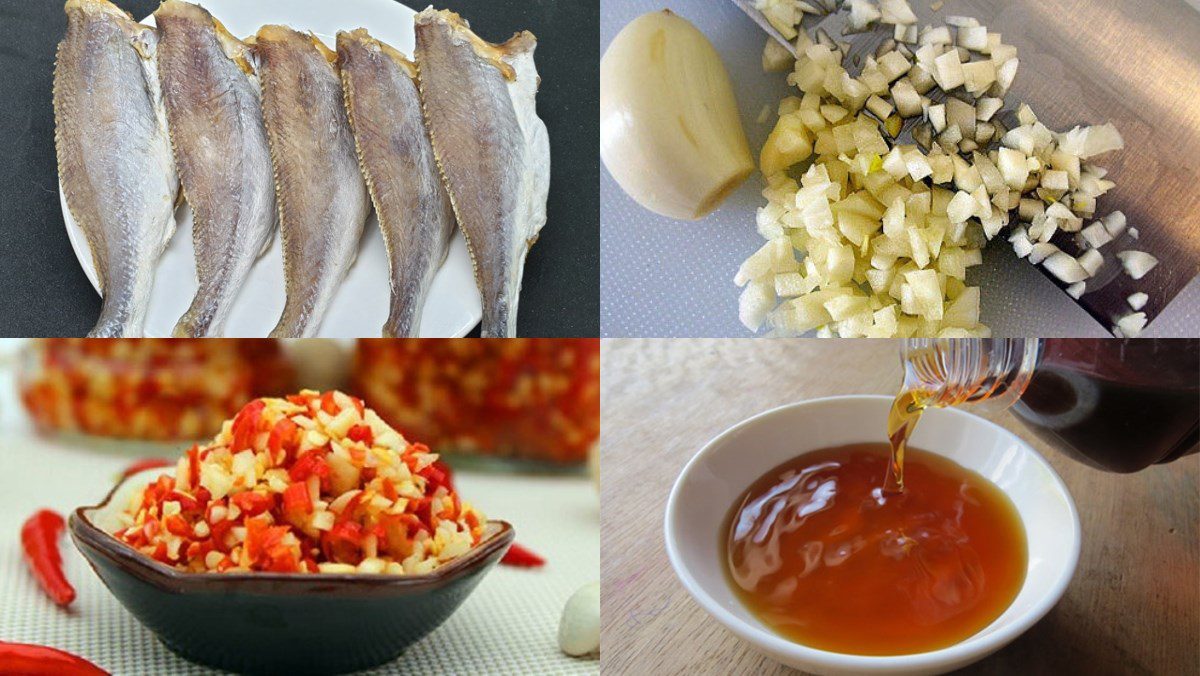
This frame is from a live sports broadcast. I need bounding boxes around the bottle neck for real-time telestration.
[900,339,1042,411]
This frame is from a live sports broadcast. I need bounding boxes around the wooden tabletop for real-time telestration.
[599,340,1198,675]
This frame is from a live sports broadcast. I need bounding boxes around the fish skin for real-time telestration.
[155,0,275,337]
[414,9,550,338]
[54,0,178,337]
[255,25,370,338]
[337,28,455,338]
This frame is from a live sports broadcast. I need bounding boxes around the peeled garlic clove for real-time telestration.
[559,581,600,657]
[601,10,754,220]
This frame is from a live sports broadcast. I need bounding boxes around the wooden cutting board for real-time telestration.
[736,0,1200,331]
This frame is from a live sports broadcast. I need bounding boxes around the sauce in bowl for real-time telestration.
[723,443,1026,656]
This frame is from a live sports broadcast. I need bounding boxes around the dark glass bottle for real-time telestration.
[900,339,1199,473]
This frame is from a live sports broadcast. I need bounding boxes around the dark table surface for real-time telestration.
[0,0,598,337]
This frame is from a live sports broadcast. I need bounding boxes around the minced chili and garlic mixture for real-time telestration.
[113,390,486,575]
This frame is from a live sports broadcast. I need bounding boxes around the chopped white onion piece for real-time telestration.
[946,190,976,223]
[928,103,946,132]
[1116,250,1158,280]
[962,60,996,95]
[1028,242,1057,265]
[1009,227,1034,258]
[1077,248,1103,276]
[763,38,795,72]
[891,79,922,117]
[1080,223,1113,249]
[880,0,918,25]
[975,97,1003,121]
[944,15,980,28]
[1101,210,1126,237]
[1041,170,1069,192]
[1127,292,1148,311]
[993,58,1019,94]
[1045,202,1074,220]
[921,26,952,45]
[877,50,912,81]
[1066,282,1086,299]
[847,0,883,31]
[865,94,894,120]
[946,97,975,139]
[958,25,988,51]
[904,148,933,181]
[1114,312,1147,338]
[934,50,965,90]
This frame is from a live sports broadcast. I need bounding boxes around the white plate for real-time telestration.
[60,0,481,338]
[665,395,1080,676]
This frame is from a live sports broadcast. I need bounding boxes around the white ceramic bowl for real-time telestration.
[664,395,1080,676]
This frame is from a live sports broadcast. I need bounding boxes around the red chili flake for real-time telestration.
[282,483,313,517]
[267,418,300,463]
[118,458,173,480]
[151,541,169,563]
[289,452,329,483]
[167,491,199,513]
[163,515,191,538]
[419,464,447,492]
[434,460,455,491]
[229,399,266,452]
[323,521,364,564]
[320,391,340,415]
[500,542,545,568]
[20,510,75,608]
[245,516,291,570]
[230,491,274,517]
[345,425,372,446]
[286,392,313,407]
[414,498,434,530]
[380,480,398,502]
[193,487,212,510]
[334,493,365,525]
[186,446,201,487]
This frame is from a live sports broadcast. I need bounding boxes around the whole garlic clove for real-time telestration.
[600,10,754,220]
[558,581,600,657]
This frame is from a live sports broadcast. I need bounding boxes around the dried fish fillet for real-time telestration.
[415,8,550,337]
[54,0,178,337]
[256,25,370,338]
[338,28,455,337]
[156,0,275,337]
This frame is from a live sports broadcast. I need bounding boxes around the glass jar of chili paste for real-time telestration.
[18,339,294,441]
[900,338,1199,473]
[350,339,600,467]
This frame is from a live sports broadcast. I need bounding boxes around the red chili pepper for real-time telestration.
[118,457,173,480]
[186,445,201,487]
[289,452,329,483]
[230,399,266,452]
[282,482,313,516]
[231,491,275,517]
[20,510,76,607]
[323,521,365,564]
[320,391,340,415]
[435,460,455,491]
[420,465,447,491]
[346,423,373,446]
[0,642,108,676]
[268,418,300,463]
[500,542,545,568]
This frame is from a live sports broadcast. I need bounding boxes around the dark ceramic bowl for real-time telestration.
[70,469,514,675]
